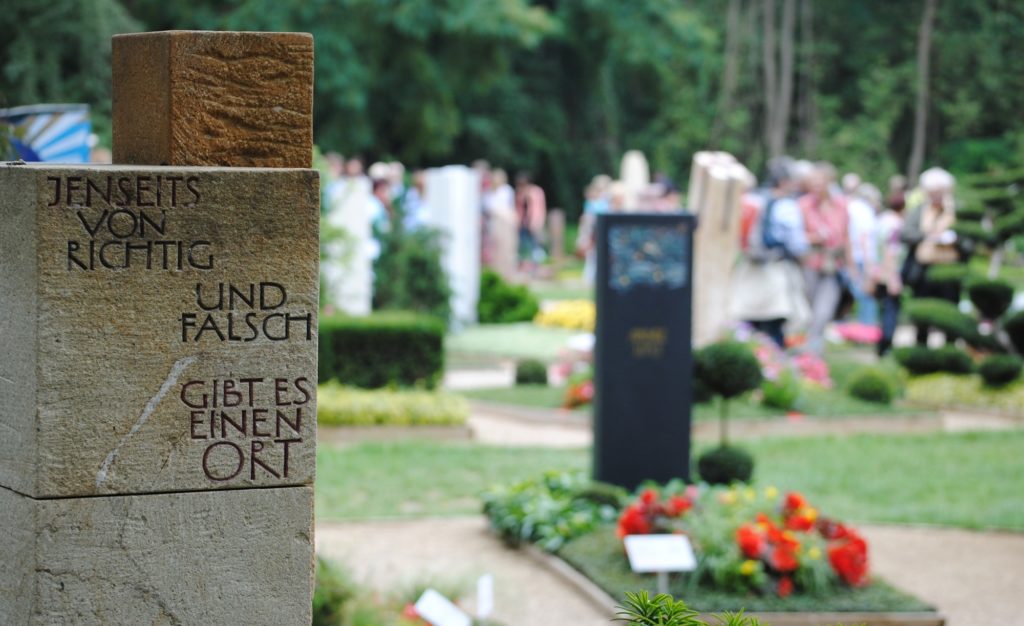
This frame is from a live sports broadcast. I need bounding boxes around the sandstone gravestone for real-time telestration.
[112,31,313,168]
[1,31,317,624]
[323,175,374,315]
[593,213,696,489]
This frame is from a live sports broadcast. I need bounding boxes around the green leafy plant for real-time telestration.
[319,312,445,389]
[967,279,1015,320]
[760,370,801,411]
[515,359,548,385]
[978,354,1024,388]
[317,383,469,426]
[614,591,765,625]
[481,471,625,551]
[313,557,357,626]
[846,367,895,405]
[477,269,540,323]
[373,225,452,322]
[893,346,975,376]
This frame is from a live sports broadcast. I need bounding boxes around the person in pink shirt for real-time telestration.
[800,163,854,354]
[514,171,547,273]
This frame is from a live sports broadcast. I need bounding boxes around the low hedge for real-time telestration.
[515,359,548,385]
[317,383,468,426]
[893,346,974,376]
[319,312,445,389]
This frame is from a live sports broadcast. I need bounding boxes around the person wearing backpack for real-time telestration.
[729,158,810,348]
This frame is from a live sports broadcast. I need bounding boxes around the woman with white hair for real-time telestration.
[900,167,960,345]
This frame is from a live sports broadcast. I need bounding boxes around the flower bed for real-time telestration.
[534,299,595,331]
[482,475,934,615]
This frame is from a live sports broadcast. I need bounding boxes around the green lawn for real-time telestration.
[316,431,1024,530]
[316,442,588,520]
[446,322,579,362]
[462,384,574,409]
[529,282,593,302]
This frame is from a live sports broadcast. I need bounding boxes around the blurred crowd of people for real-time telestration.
[730,158,962,357]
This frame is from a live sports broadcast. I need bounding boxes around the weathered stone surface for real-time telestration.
[0,484,313,625]
[112,31,314,169]
[0,164,318,497]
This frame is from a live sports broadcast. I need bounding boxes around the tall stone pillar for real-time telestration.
[1,31,318,624]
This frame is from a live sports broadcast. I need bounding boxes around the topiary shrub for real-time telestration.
[905,298,976,340]
[694,341,761,484]
[319,311,445,388]
[760,369,801,411]
[893,346,974,376]
[515,359,548,385]
[968,279,1014,320]
[1002,310,1024,355]
[847,367,895,405]
[925,263,974,288]
[978,354,1024,388]
[477,269,540,324]
[697,445,754,485]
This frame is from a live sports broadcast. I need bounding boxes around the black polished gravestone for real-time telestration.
[593,213,696,490]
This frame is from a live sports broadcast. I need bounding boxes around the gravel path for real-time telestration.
[317,516,1024,626]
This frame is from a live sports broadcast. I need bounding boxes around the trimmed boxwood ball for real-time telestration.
[1003,311,1024,355]
[698,446,754,485]
[847,367,895,405]
[968,279,1014,321]
[978,354,1024,388]
[515,359,548,385]
[893,346,974,376]
[695,341,763,400]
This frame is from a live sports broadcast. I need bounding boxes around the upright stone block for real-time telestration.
[423,165,481,326]
[1,163,318,623]
[593,213,696,490]
[112,31,314,168]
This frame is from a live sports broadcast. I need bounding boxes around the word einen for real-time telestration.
[180,282,313,342]
[181,376,312,482]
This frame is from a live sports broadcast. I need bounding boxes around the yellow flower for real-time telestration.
[743,487,756,502]
[739,560,758,576]
[806,507,818,522]
[765,486,779,500]
[720,491,738,505]
[807,547,822,560]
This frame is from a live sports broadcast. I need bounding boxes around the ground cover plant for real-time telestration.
[906,372,1024,415]
[317,383,469,427]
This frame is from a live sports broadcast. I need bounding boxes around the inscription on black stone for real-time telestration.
[593,213,695,490]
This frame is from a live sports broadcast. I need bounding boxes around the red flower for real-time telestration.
[772,545,799,573]
[777,576,794,598]
[667,495,692,517]
[829,534,869,586]
[736,524,765,559]
[640,488,658,506]
[617,504,652,538]
[817,518,850,541]
[785,514,814,532]
[783,492,806,513]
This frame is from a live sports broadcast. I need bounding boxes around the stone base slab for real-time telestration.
[0,485,313,625]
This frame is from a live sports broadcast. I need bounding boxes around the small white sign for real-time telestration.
[414,589,472,626]
[476,574,494,618]
[624,534,697,573]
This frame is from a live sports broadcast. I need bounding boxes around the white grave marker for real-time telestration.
[624,534,697,594]
[414,588,472,626]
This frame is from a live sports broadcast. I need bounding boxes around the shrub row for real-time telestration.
[317,382,468,426]
[319,312,444,389]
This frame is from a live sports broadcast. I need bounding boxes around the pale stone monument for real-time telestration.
[1,31,317,624]
[323,175,374,315]
[423,165,481,326]
[687,151,750,346]
[620,149,650,211]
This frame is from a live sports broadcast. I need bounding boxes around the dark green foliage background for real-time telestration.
[4,1,1024,214]
[318,312,445,389]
